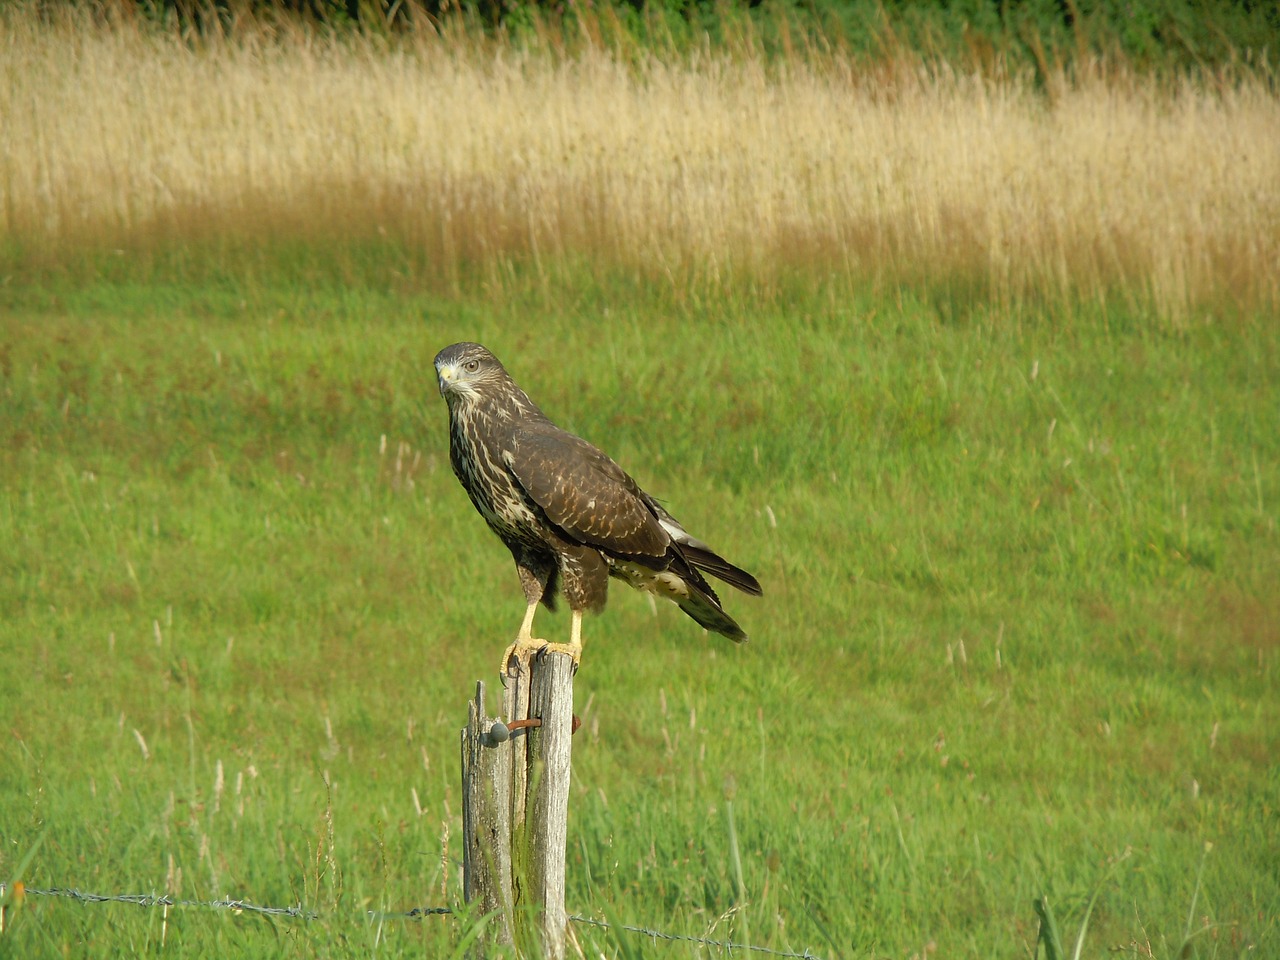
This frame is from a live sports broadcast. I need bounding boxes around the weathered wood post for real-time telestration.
[460,650,575,959]
[460,680,515,947]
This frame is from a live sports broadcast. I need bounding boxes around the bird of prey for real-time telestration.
[434,341,761,674]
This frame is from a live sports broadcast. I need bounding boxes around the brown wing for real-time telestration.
[504,421,671,564]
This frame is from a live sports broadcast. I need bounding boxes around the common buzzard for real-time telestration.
[434,342,761,673]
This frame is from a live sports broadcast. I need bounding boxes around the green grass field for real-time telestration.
[2,8,1278,958]
[2,263,1276,958]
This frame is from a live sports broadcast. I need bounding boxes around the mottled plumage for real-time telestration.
[433,341,760,669]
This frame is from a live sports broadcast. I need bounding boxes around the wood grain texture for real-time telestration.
[525,652,574,960]
[460,681,513,949]
[461,653,574,959]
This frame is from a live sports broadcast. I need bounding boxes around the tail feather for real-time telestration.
[676,587,750,643]
[681,544,762,596]
[652,509,762,597]
[643,500,760,638]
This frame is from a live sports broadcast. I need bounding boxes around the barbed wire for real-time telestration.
[26,887,318,920]
[22,886,826,959]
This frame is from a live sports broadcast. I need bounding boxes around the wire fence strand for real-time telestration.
[24,886,826,959]
[27,887,318,920]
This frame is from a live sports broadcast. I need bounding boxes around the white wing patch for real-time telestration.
[659,518,686,541]
[660,517,715,553]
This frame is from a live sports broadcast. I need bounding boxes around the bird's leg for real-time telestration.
[539,608,583,672]
[501,600,547,679]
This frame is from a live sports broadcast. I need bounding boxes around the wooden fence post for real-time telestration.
[460,680,514,948]
[460,650,575,959]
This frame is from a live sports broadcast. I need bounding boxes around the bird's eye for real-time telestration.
[464,359,480,373]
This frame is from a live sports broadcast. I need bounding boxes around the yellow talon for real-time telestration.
[501,636,552,681]
[500,608,584,681]
[537,641,581,671]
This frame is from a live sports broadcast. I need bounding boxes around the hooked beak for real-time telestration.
[436,363,457,395]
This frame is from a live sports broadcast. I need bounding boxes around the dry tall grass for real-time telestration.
[3,6,1277,319]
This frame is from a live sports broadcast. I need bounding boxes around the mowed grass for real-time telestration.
[2,7,1279,959]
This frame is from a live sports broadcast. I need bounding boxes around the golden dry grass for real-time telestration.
[3,6,1278,319]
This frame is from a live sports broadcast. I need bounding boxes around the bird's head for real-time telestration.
[434,342,505,404]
